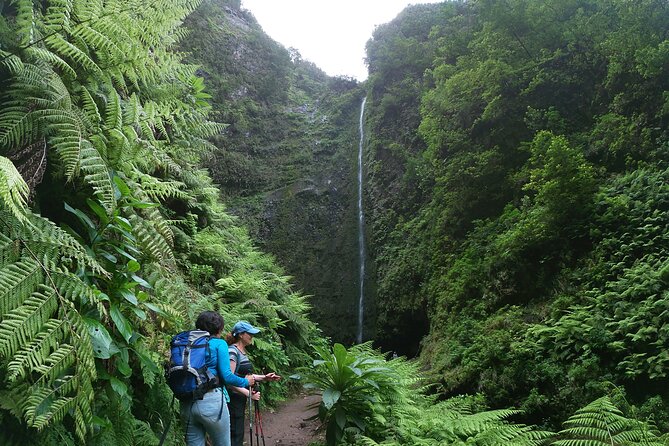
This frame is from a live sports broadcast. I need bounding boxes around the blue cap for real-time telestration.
[232,321,260,336]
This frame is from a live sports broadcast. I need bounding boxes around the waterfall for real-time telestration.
[357,97,367,344]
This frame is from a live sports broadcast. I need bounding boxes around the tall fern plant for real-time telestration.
[0,0,224,442]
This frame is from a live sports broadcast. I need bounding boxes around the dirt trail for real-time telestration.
[253,392,323,446]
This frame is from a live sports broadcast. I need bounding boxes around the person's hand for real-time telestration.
[264,372,282,381]
[246,374,256,386]
[251,390,261,401]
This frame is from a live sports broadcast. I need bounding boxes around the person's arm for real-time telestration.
[257,372,282,381]
[229,383,260,400]
[217,341,253,388]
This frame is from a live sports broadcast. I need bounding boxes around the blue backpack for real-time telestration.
[166,330,219,400]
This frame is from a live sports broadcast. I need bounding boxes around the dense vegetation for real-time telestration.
[305,343,668,445]
[364,0,669,430]
[0,1,323,444]
[2,0,669,444]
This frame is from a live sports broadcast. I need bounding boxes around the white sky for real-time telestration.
[240,0,444,81]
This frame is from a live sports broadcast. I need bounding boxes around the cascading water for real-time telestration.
[357,97,367,344]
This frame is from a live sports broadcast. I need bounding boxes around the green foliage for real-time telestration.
[364,0,669,433]
[305,346,669,445]
[0,0,325,442]
[302,343,424,445]
[553,396,665,446]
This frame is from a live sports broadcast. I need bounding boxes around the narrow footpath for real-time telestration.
[253,392,323,445]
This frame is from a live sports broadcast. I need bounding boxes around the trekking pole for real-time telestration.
[254,399,267,446]
[255,400,260,446]
[157,395,175,446]
[248,388,254,446]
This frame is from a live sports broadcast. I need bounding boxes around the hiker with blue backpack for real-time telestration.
[225,321,282,446]
[165,311,258,446]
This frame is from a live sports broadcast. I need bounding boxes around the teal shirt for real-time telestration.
[207,338,250,401]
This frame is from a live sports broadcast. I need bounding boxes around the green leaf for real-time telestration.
[114,215,132,232]
[323,388,341,409]
[334,406,346,430]
[99,251,117,264]
[84,317,118,359]
[113,176,132,198]
[118,289,138,305]
[131,274,152,289]
[142,302,163,314]
[64,202,96,232]
[110,304,133,342]
[109,377,128,397]
[86,199,109,225]
[127,199,159,209]
[115,355,132,377]
[134,348,160,374]
[126,260,140,273]
[131,307,147,320]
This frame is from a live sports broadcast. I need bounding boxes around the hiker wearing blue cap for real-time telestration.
[225,321,282,446]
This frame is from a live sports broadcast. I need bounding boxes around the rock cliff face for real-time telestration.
[182,0,372,343]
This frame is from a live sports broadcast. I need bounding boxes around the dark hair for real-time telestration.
[195,311,224,335]
[225,332,240,344]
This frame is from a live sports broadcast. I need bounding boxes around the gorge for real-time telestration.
[1,0,669,443]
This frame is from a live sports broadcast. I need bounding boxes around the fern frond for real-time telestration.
[554,396,664,446]
[129,214,174,262]
[0,52,25,74]
[25,372,79,420]
[0,232,19,267]
[189,120,226,139]
[77,85,102,131]
[25,46,77,79]
[6,318,67,381]
[35,109,83,179]
[31,395,77,431]
[80,142,115,210]
[0,107,38,151]
[133,171,190,201]
[19,211,105,275]
[34,344,77,383]
[72,0,103,21]
[14,0,35,45]
[70,23,122,61]
[20,310,99,441]
[0,156,31,222]
[0,258,42,315]
[104,87,122,131]
[132,418,160,445]
[43,0,74,32]
[0,286,58,357]
[52,270,105,316]
[44,33,101,74]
